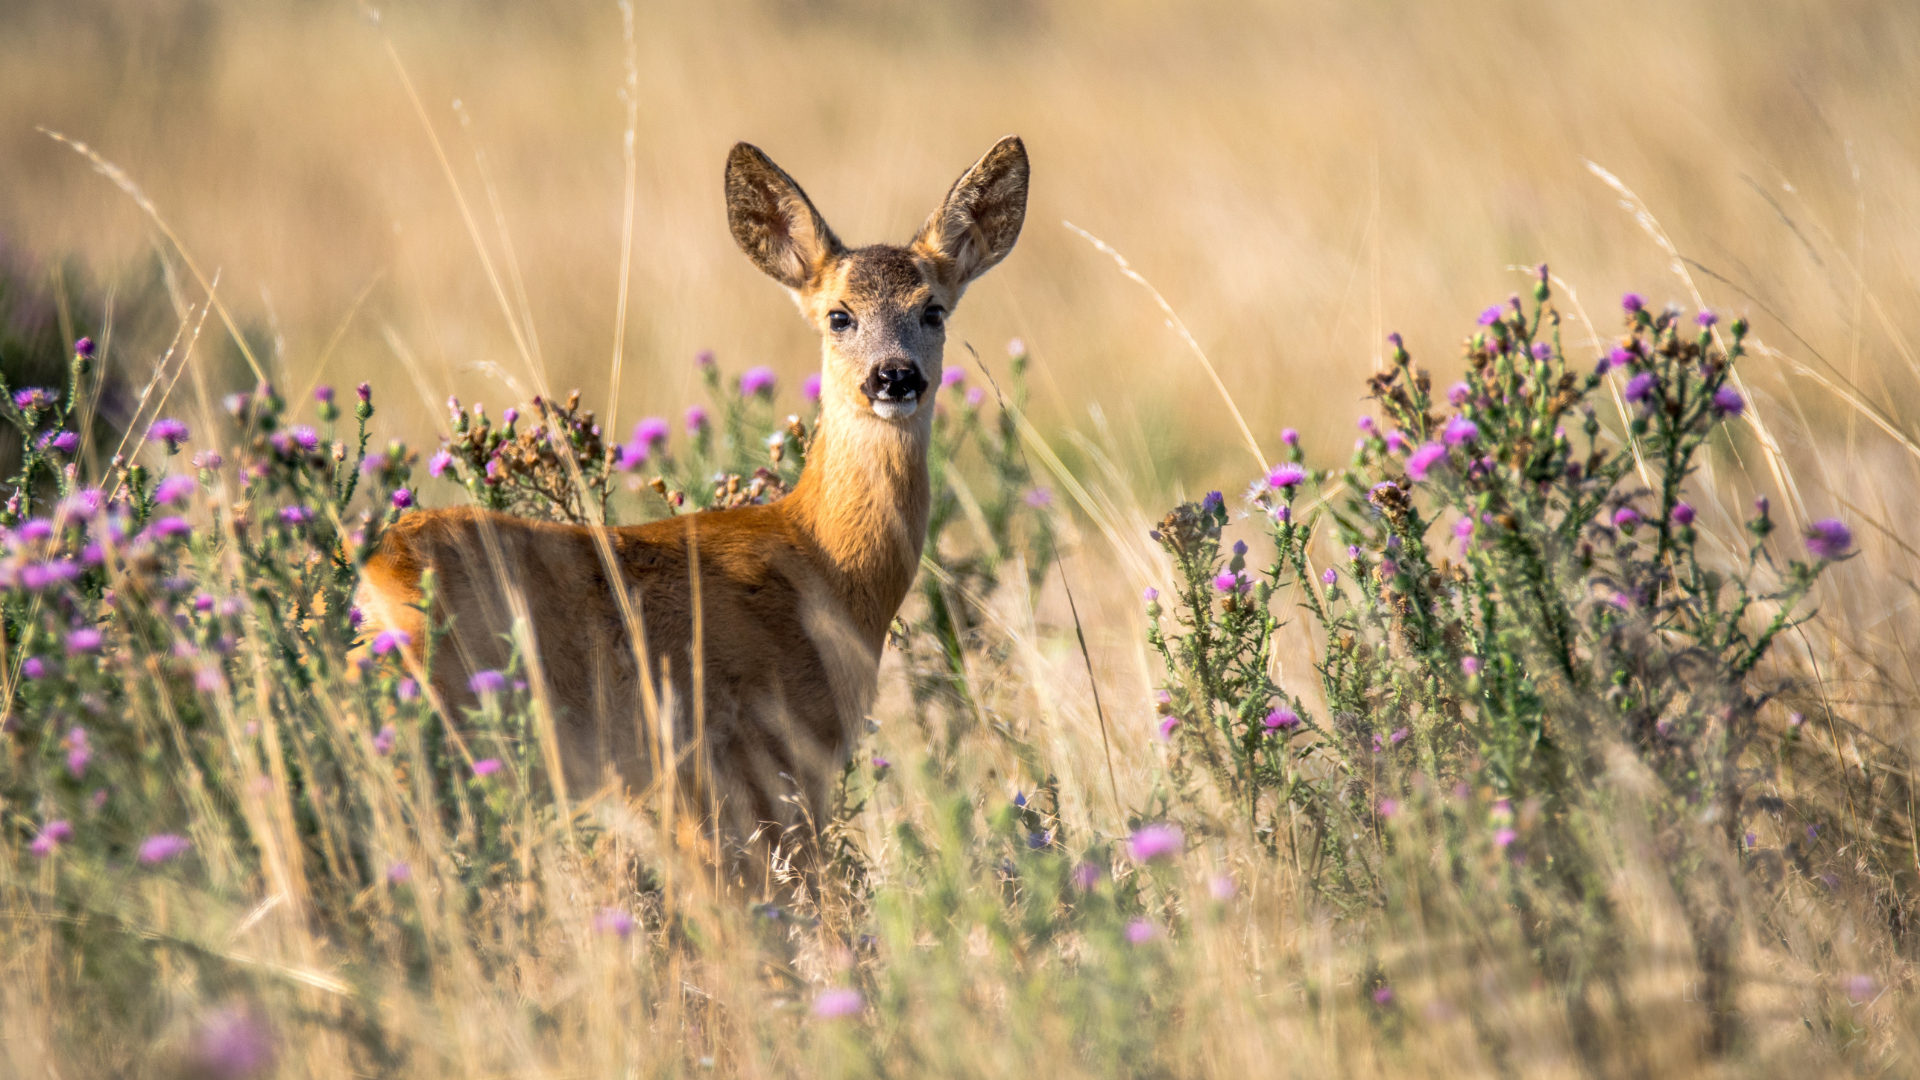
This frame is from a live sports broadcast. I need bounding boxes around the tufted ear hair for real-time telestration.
[725,142,845,290]
[911,135,1029,289]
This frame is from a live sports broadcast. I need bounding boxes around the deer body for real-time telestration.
[357,137,1028,867]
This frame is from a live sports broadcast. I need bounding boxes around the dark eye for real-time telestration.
[922,305,946,329]
[828,310,853,333]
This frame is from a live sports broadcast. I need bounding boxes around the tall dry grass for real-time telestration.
[3,1,1920,1077]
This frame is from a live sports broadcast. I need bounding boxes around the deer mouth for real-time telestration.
[861,362,929,420]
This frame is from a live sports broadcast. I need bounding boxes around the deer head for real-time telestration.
[725,136,1029,426]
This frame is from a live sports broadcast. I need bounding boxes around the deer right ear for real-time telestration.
[725,143,844,290]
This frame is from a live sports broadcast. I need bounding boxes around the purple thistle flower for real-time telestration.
[1406,442,1448,482]
[812,988,864,1019]
[1157,714,1180,741]
[359,452,388,477]
[1447,382,1470,407]
[193,450,223,471]
[145,516,192,542]
[1477,305,1503,327]
[1672,502,1695,526]
[1531,342,1552,360]
[1754,495,1769,517]
[1024,487,1054,508]
[66,729,92,778]
[965,386,986,407]
[941,367,966,388]
[1357,415,1377,434]
[1006,337,1028,358]
[1267,462,1306,490]
[74,336,95,359]
[1213,571,1247,594]
[289,426,320,451]
[148,418,190,449]
[12,387,58,410]
[1128,823,1184,862]
[1209,874,1237,900]
[739,366,778,398]
[1280,427,1299,446]
[191,1006,275,1080]
[30,820,74,858]
[1071,862,1102,891]
[871,756,890,770]
[22,657,46,679]
[1711,385,1744,418]
[47,430,80,453]
[1493,827,1517,849]
[1624,372,1658,403]
[371,629,412,655]
[684,405,710,433]
[314,385,335,404]
[801,373,823,402]
[1461,655,1482,675]
[1321,567,1337,585]
[1125,919,1159,945]
[1373,986,1395,1005]
[1232,539,1248,557]
[695,348,715,368]
[1442,417,1478,446]
[1143,586,1159,603]
[471,758,504,778]
[138,833,192,865]
[634,417,670,448]
[1390,726,1410,746]
[1805,518,1853,560]
[502,407,519,427]
[66,628,103,654]
[391,488,413,509]
[469,669,508,696]
[397,678,419,701]
[1385,430,1409,454]
[1695,310,1718,328]
[154,475,197,505]
[1621,293,1645,314]
[386,862,411,884]
[279,506,313,526]
[1264,707,1301,732]
[355,382,371,404]
[594,907,636,938]
[1613,507,1641,529]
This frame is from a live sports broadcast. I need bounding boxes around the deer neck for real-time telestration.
[783,395,932,645]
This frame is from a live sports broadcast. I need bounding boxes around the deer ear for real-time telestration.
[726,143,844,290]
[913,135,1029,288]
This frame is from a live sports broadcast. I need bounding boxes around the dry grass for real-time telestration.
[3,1,1920,1076]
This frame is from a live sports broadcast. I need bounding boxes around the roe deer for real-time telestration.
[357,136,1029,876]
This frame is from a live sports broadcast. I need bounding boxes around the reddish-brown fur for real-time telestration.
[357,137,1028,874]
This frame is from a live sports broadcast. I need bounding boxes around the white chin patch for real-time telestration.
[871,397,919,420]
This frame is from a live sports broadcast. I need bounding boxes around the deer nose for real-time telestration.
[862,360,928,402]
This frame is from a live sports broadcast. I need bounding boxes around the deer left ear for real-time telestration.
[912,136,1029,289]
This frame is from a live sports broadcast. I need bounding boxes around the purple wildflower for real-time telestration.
[1072,862,1102,890]
[66,728,92,778]
[1201,491,1224,514]
[138,834,192,865]
[1267,462,1306,490]
[1672,502,1695,526]
[279,506,313,526]
[695,348,715,368]
[314,385,335,404]
[154,475,196,505]
[684,405,709,433]
[44,430,80,454]
[66,628,103,654]
[355,382,371,404]
[397,678,419,702]
[1406,442,1447,482]
[1129,823,1184,862]
[1613,507,1641,529]
[1264,707,1301,732]
[739,366,778,397]
[427,450,454,478]
[386,862,411,884]
[871,756,890,770]
[12,387,57,410]
[191,1006,275,1079]
[1157,714,1180,741]
[941,367,966,388]
[1321,567,1337,585]
[1125,919,1159,945]
[1696,310,1718,328]
[594,907,636,938]
[966,386,986,407]
[1478,305,1503,327]
[372,724,397,756]
[1390,726,1410,746]
[1624,372,1657,403]
[1621,293,1645,313]
[1531,342,1552,360]
[1213,571,1247,594]
[1447,382,1470,406]
[812,988,864,1019]
[289,426,320,451]
[148,418,190,451]
[1373,986,1395,1006]
[471,758,504,778]
[193,450,223,471]
[390,488,413,510]
[30,820,74,858]
[1006,337,1028,358]
[1357,415,1377,435]
[1143,586,1159,603]
[1711,385,1744,418]
[1493,828,1517,849]
[22,657,46,679]
[371,629,412,655]
[359,452,388,477]
[634,417,670,448]
[1280,427,1299,446]
[469,669,508,696]
[1442,416,1478,446]
[1024,487,1054,508]
[74,336,95,358]
[1805,519,1853,560]
[1462,656,1482,675]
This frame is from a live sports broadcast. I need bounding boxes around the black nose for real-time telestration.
[861,360,928,401]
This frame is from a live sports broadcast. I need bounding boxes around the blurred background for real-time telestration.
[1,0,1916,501]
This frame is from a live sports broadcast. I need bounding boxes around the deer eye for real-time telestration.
[828,310,853,333]
[922,305,946,329]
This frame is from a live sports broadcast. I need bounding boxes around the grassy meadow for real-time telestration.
[4,0,1920,1076]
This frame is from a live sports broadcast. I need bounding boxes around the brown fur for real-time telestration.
[358,136,1028,875]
